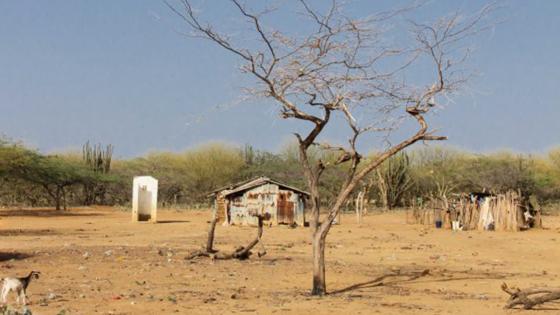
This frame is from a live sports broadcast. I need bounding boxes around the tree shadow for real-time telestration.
[330,268,515,296]
[157,220,190,224]
[0,252,33,262]
[329,269,430,295]
[506,301,560,311]
[0,209,103,217]
[0,229,58,236]
[530,307,560,311]
[411,268,514,285]
[260,256,294,264]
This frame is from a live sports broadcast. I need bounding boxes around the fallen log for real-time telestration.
[213,213,267,260]
[185,212,269,261]
[185,249,210,260]
[501,282,560,309]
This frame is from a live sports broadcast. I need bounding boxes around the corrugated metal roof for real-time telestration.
[208,177,258,196]
[214,176,310,197]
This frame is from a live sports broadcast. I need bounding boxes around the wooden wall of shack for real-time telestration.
[215,183,305,226]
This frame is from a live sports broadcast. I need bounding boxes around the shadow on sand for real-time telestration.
[157,220,191,224]
[0,229,58,237]
[0,252,33,262]
[329,269,431,295]
[0,208,103,218]
[329,268,514,295]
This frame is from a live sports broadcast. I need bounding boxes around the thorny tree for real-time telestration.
[168,0,493,295]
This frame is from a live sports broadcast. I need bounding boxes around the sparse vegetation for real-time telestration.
[2,138,560,211]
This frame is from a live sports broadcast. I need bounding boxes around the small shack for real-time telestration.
[211,177,309,226]
[132,176,158,223]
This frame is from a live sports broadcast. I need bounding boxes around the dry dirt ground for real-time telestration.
[1,207,560,315]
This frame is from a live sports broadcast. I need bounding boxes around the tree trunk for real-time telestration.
[62,187,68,211]
[355,190,365,224]
[83,183,93,206]
[55,186,62,211]
[98,185,107,205]
[311,232,327,295]
[206,217,218,253]
[42,184,61,211]
[55,197,61,211]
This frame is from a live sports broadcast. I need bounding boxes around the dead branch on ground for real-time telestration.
[185,217,218,259]
[501,282,560,309]
[185,213,269,261]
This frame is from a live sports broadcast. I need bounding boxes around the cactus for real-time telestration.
[82,141,113,174]
[377,152,412,209]
[82,141,113,205]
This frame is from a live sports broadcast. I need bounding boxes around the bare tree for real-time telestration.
[168,0,493,295]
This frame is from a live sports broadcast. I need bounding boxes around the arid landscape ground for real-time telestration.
[1,207,559,314]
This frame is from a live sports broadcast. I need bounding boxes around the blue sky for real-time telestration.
[0,0,558,158]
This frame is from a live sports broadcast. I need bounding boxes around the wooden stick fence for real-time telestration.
[407,191,538,232]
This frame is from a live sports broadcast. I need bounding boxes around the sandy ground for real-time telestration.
[1,207,560,315]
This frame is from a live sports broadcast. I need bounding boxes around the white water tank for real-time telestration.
[132,176,158,223]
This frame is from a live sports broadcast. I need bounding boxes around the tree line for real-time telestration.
[1,138,559,212]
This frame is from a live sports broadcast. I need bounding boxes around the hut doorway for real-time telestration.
[277,192,295,224]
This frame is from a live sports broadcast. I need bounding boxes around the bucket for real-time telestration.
[435,220,443,228]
